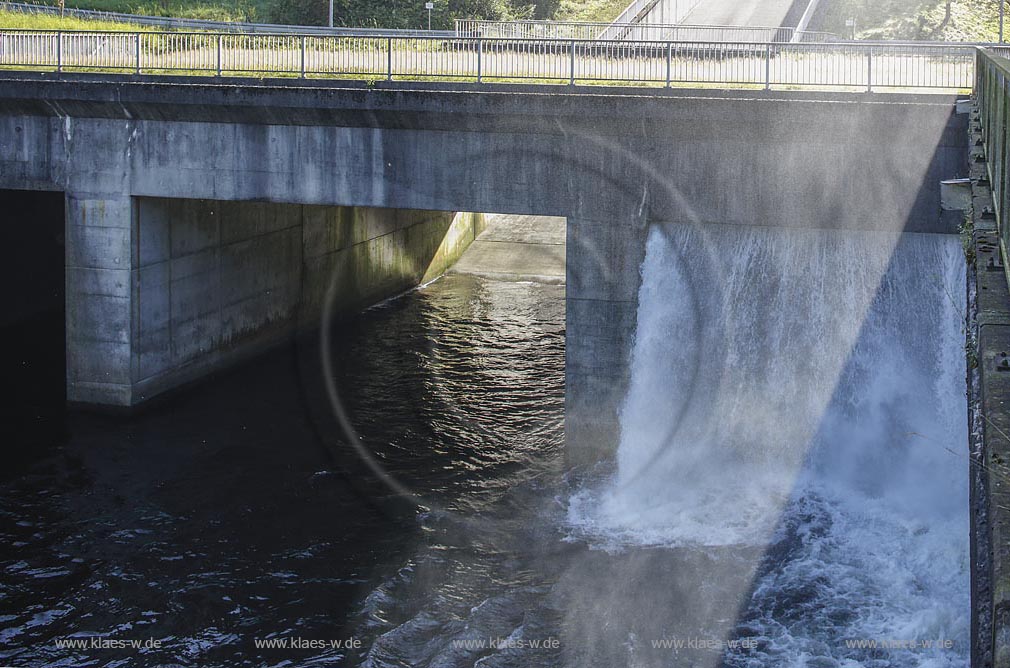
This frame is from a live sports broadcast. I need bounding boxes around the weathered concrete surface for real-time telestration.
[66,195,484,406]
[449,214,565,283]
[0,74,968,463]
[0,76,966,233]
[967,101,1010,668]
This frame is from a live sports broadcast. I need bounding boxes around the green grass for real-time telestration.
[1,0,612,28]
[814,0,1000,42]
[553,0,627,24]
[0,7,149,28]
[24,0,261,22]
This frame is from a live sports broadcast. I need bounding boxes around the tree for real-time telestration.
[933,0,952,36]
[269,0,529,28]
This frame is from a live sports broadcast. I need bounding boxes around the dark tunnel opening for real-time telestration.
[0,189,67,463]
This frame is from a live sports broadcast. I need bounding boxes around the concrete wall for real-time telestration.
[67,195,483,406]
[0,75,968,462]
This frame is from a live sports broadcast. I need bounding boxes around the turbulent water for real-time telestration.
[0,224,970,668]
[570,223,970,667]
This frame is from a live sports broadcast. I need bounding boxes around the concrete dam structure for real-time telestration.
[0,74,967,467]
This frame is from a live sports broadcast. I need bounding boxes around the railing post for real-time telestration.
[976,49,982,99]
[866,46,872,93]
[56,30,62,73]
[665,41,671,88]
[765,43,771,90]
[299,35,305,78]
[216,33,222,76]
[569,38,575,85]
[387,37,393,81]
[135,32,141,74]
[476,37,482,83]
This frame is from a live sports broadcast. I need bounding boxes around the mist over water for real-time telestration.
[569,223,969,665]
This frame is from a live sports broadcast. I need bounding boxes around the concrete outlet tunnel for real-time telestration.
[71,196,486,407]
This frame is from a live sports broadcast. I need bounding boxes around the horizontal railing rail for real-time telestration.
[0,0,454,36]
[0,29,976,91]
[454,19,837,43]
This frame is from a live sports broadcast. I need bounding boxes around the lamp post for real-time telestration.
[1002,0,1005,43]
[328,0,333,28]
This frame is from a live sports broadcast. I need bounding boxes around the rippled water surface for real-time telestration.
[0,274,566,667]
[1,249,970,667]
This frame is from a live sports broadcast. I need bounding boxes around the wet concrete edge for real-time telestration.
[969,99,1010,668]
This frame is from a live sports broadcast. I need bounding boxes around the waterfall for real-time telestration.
[568,222,969,663]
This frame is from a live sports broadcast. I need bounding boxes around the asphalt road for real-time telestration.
[681,0,801,27]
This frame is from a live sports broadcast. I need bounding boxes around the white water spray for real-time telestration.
[569,222,969,664]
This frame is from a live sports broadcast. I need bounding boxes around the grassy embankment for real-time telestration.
[552,0,626,23]
[0,8,148,28]
[0,0,632,29]
[3,0,260,21]
[2,0,545,29]
[813,0,1001,41]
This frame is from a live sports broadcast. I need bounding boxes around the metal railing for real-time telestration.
[0,30,976,91]
[454,19,837,43]
[0,0,454,36]
[976,47,1010,251]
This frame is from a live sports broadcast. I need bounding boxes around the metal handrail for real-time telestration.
[0,29,976,91]
[976,47,1010,241]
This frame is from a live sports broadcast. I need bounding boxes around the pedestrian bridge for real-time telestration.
[0,28,981,91]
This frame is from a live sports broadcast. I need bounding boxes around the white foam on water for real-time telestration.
[568,223,969,664]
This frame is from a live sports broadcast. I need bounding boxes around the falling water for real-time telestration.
[570,222,969,665]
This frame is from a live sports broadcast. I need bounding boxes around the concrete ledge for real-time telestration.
[968,101,1010,668]
[0,72,965,142]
